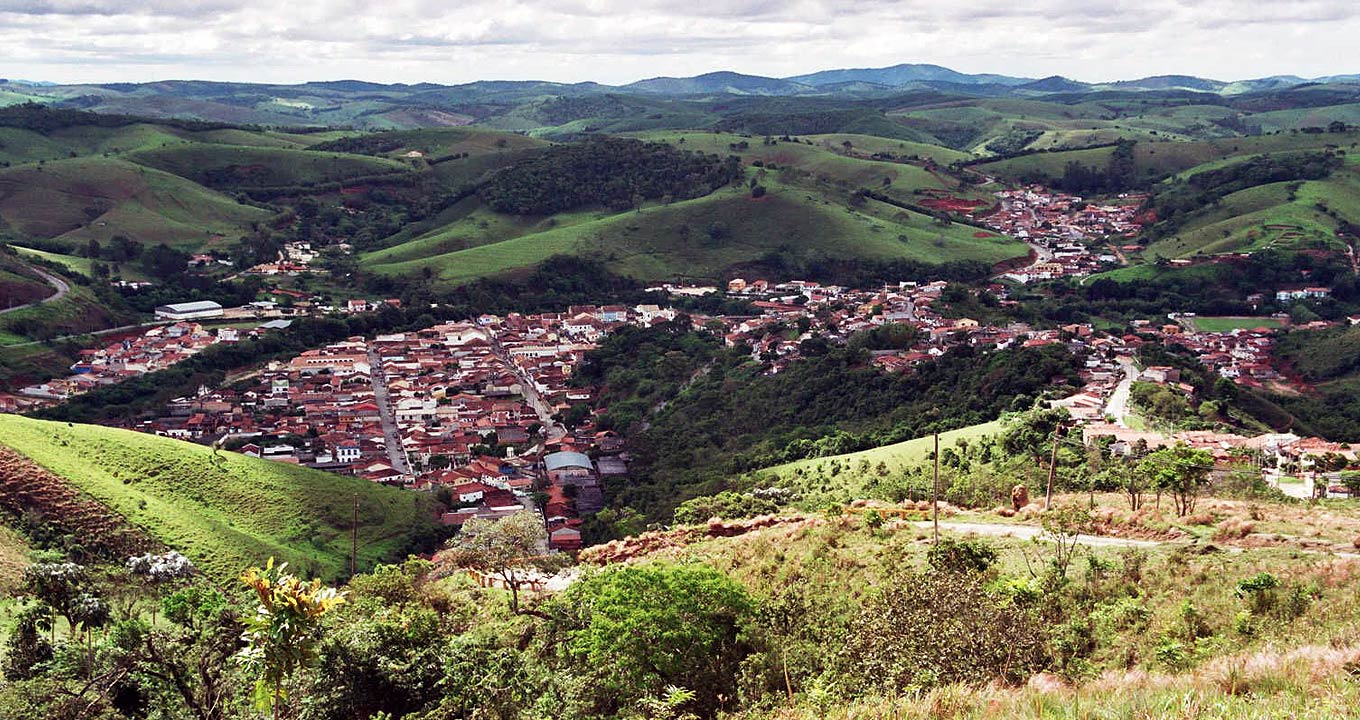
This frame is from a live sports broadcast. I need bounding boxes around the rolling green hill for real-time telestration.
[756,421,1004,501]
[973,130,1360,184]
[0,250,53,308]
[628,130,966,201]
[365,178,1027,284]
[125,144,411,190]
[0,122,340,166]
[0,157,272,251]
[0,414,438,582]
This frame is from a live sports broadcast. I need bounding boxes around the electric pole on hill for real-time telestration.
[932,430,940,545]
[351,494,358,578]
[1045,425,1063,510]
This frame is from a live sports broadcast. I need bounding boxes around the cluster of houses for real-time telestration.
[240,242,324,277]
[136,305,684,550]
[984,186,1145,282]
[1159,319,1288,387]
[15,322,255,401]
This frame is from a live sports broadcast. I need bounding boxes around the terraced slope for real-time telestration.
[0,414,438,582]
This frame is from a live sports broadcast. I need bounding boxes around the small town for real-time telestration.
[19,265,1330,546]
[8,12,1360,717]
[984,185,1147,283]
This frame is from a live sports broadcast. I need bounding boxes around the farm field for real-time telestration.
[1186,316,1287,332]
[0,414,438,582]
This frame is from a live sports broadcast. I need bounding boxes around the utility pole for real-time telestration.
[932,431,940,545]
[350,494,358,578]
[1045,425,1062,510]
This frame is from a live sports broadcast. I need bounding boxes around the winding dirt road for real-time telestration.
[1,266,70,316]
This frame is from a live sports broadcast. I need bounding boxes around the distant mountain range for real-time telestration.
[4,62,1359,130]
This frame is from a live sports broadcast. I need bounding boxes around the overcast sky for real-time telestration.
[2,0,1357,85]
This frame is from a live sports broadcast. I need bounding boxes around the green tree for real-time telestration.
[1139,443,1214,517]
[112,585,241,720]
[547,563,753,718]
[442,513,551,617]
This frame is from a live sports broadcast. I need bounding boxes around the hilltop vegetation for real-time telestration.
[0,414,438,582]
[571,324,1082,530]
[10,486,1360,719]
[477,137,742,214]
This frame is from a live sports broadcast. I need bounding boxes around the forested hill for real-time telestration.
[477,137,743,214]
[572,323,1083,527]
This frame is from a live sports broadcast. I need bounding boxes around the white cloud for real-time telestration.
[0,0,1356,84]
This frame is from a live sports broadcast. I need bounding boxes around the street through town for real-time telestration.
[367,347,410,474]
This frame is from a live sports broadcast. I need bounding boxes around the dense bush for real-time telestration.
[478,137,741,215]
[841,570,1048,690]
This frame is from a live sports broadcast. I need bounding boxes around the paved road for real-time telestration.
[0,320,170,349]
[0,266,71,316]
[366,347,410,474]
[488,336,565,441]
[1104,357,1139,427]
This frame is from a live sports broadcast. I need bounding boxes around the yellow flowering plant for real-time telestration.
[236,558,346,717]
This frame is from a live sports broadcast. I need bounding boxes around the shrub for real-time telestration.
[926,537,998,574]
[840,570,1047,690]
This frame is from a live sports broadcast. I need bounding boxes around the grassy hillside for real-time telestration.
[0,282,123,346]
[1143,179,1348,259]
[629,500,1360,720]
[757,421,1003,503]
[974,130,1360,183]
[0,122,338,166]
[366,179,1027,284]
[11,243,151,281]
[0,157,272,251]
[125,144,410,190]
[0,250,52,308]
[0,414,438,582]
[628,130,967,201]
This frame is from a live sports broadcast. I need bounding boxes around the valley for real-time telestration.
[6,58,1360,719]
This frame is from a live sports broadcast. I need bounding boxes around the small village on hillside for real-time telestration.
[2,175,1354,542]
[5,268,1337,542]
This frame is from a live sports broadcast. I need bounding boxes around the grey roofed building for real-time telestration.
[544,451,593,472]
[154,300,224,320]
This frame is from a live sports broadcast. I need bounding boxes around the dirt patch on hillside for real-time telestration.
[580,514,821,565]
[0,444,158,561]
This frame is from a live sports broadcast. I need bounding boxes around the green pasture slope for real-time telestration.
[974,130,1360,183]
[0,414,438,582]
[366,179,1028,284]
[1143,162,1360,260]
[756,421,1004,501]
[125,144,410,189]
[628,130,966,200]
[0,282,123,346]
[12,244,151,282]
[0,122,338,166]
[1188,316,1286,332]
[0,157,272,251]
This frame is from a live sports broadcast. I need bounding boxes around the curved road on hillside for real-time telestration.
[0,266,70,316]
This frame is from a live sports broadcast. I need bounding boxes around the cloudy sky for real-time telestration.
[2,0,1357,85]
